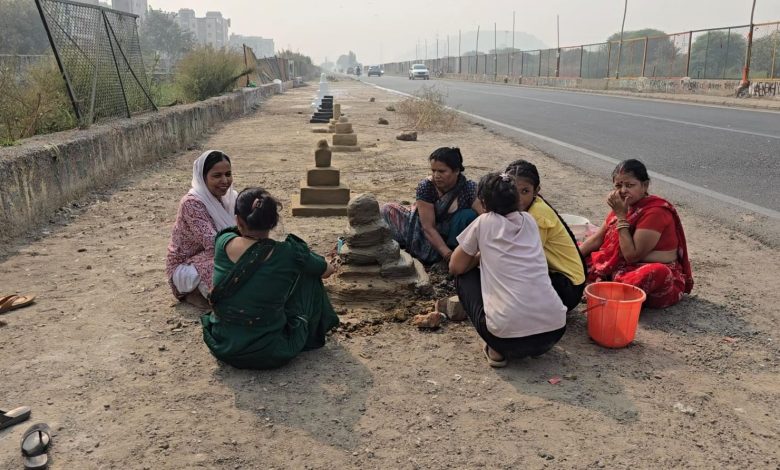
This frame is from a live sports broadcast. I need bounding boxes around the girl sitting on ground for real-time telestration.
[449,172,567,368]
[381,147,483,265]
[579,159,693,308]
[505,159,586,312]
[166,150,237,308]
[201,188,340,370]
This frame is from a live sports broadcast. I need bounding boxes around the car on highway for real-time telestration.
[409,63,430,80]
[367,66,383,77]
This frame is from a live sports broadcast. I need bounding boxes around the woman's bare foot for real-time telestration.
[184,291,210,310]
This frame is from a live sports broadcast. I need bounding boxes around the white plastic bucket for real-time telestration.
[560,213,591,242]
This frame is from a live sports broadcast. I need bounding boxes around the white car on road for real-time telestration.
[409,64,430,80]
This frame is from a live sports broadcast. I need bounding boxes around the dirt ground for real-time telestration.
[0,79,778,469]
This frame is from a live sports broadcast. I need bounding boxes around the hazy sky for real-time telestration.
[150,0,780,64]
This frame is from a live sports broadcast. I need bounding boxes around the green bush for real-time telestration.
[0,58,77,145]
[175,47,248,102]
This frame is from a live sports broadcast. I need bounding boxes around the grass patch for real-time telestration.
[0,58,77,144]
[175,46,250,102]
[395,86,460,132]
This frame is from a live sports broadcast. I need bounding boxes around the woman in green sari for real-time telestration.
[201,187,340,369]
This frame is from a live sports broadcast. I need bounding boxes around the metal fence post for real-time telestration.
[579,46,584,78]
[606,42,612,78]
[538,50,542,76]
[102,11,131,118]
[771,28,779,78]
[723,28,732,79]
[34,0,81,122]
[640,37,648,76]
[685,31,693,77]
[703,31,710,78]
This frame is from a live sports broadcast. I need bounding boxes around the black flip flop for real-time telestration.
[21,423,51,470]
[0,406,31,431]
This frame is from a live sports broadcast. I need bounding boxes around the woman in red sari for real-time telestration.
[580,159,693,308]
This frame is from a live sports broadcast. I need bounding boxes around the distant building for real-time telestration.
[177,9,230,49]
[229,34,274,58]
[111,0,147,21]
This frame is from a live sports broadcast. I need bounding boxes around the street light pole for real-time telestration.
[615,0,628,79]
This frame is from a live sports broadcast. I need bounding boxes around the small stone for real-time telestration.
[103,404,110,409]
[396,131,417,141]
[369,97,375,102]
[159,443,169,449]
[158,345,167,351]
[385,105,395,112]
[86,265,92,270]
[77,248,87,252]
[377,117,389,125]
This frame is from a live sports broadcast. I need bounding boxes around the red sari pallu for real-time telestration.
[587,195,693,309]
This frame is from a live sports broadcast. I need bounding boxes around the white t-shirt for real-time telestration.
[457,211,567,338]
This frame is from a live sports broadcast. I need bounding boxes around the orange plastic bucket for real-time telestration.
[584,282,646,348]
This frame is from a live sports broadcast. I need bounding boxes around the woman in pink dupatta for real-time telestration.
[580,159,693,309]
[166,150,238,307]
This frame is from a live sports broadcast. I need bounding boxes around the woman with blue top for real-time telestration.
[381,147,483,265]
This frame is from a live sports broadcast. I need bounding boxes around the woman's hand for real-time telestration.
[607,190,629,219]
[322,262,337,279]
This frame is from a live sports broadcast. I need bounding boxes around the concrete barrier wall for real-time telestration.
[0,81,293,241]
[437,73,780,98]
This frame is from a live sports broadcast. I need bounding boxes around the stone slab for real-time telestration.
[380,250,417,278]
[333,133,358,146]
[335,123,353,134]
[290,194,348,217]
[346,221,391,247]
[307,167,340,186]
[299,183,351,205]
[310,118,329,123]
[327,257,431,302]
[331,145,362,153]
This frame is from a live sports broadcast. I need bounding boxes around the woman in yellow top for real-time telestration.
[505,160,586,311]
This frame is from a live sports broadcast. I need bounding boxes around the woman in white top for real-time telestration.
[450,172,567,368]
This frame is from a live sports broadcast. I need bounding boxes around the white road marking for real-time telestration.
[367,82,780,220]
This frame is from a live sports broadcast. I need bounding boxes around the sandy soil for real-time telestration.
[0,79,778,469]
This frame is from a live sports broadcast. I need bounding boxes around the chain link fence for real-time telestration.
[35,0,156,124]
[381,22,780,81]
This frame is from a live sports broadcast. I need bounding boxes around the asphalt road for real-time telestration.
[360,75,780,243]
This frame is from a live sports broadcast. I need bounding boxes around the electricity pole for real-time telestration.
[741,0,758,86]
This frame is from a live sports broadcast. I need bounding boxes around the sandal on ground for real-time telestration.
[483,344,507,368]
[0,406,31,431]
[21,423,51,470]
[0,295,36,314]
